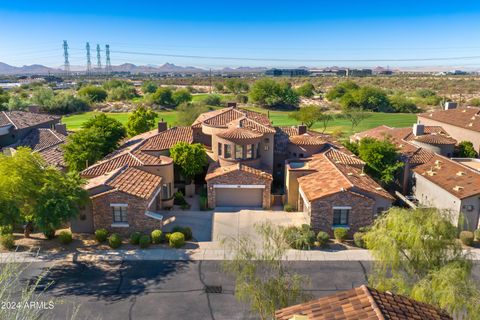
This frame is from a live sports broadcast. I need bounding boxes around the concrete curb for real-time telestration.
[2,248,480,263]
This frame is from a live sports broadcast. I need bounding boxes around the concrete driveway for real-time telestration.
[212,210,309,243]
[161,209,308,244]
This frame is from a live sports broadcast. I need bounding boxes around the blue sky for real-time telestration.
[1,1,480,69]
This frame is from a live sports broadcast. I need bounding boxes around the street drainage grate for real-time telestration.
[204,285,223,294]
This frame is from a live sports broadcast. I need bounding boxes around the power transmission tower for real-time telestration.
[63,40,70,75]
[105,44,111,74]
[86,42,92,75]
[96,44,102,72]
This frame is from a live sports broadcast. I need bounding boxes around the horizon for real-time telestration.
[1,1,480,70]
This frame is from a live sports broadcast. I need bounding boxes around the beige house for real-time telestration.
[418,106,480,155]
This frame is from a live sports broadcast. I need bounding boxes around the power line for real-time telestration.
[110,49,480,63]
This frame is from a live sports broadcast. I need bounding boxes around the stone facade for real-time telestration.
[307,191,375,236]
[91,190,163,236]
[206,170,272,209]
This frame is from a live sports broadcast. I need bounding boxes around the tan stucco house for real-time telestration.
[73,104,393,235]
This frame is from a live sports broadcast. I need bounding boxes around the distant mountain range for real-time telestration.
[0,61,269,75]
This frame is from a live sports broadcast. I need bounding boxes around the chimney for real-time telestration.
[227,102,237,108]
[444,102,457,110]
[158,119,167,133]
[298,124,307,135]
[413,123,424,136]
[54,123,68,136]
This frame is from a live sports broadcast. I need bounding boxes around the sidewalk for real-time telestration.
[2,247,480,263]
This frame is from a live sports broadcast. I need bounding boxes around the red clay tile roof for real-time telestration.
[217,127,263,143]
[140,126,193,151]
[324,148,365,166]
[419,106,480,132]
[107,167,162,200]
[8,128,66,151]
[0,111,59,129]
[297,149,393,202]
[37,145,66,169]
[289,134,328,146]
[205,162,273,181]
[275,285,452,320]
[237,117,276,133]
[412,154,480,199]
[412,134,457,145]
[196,107,273,131]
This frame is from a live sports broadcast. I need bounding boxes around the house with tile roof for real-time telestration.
[1,110,68,169]
[418,105,480,156]
[75,103,392,235]
[352,119,480,230]
[0,110,60,148]
[275,285,452,320]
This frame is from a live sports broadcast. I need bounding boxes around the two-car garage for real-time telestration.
[214,185,264,208]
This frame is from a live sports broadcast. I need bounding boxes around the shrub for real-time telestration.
[109,234,122,249]
[151,230,163,244]
[353,232,366,248]
[202,94,222,106]
[169,232,185,248]
[173,226,193,241]
[316,231,330,247]
[130,232,141,245]
[235,94,248,104]
[139,235,151,248]
[180,203,191,210]
[95,228,109,243]
[283,225,315,250]
[43,228,56,240]
[199,196,208,211]
[475,228,480,241]
[0,225,13,235]
[0,234,15,250]
[284,204,295,212]
[174,191,187,205]
[165,233,172,241]
[460,231,474,246]
[334,228,348,242]
[58,231,73,244]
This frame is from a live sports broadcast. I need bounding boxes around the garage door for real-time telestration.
[215,187,263,207]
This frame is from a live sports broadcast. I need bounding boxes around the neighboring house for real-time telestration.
[412,154,480,230]
[2,125,68,170]
[352,122,480,230]
[275,285,452,320]
[418,105,480,155]
[285,147,394,235]
[0,110,60,147]
[74,104,392,234]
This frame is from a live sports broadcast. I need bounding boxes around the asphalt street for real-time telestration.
[16,261,480,320]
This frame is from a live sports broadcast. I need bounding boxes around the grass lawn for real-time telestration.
[62,111,179,131]
[62,107,417,136]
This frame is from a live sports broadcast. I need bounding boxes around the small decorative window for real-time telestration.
[218,143,222,156]
[112,205,128,223]
[246,144,254,159]
[224,145,232,158]
[235,145,243,159]
[162,184,169,199]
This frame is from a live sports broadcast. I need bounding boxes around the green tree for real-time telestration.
[141,81,158,94]
[365,207,480,319]
[340,108,371,130]
[82,113,126,154]
[7,95,29,111]
[202,94,222,106]
[175,102,210,126]
[456,141,478,158]
[126,106,158,136]
[63,129,108,171]
[30,87,55,108]
[222,222,311,320]
[78,85,108,102]
[249,79,299,108]
[108,86,136,101]
[351,86,392,112]
[45,93,90,114]
[214,82,224,93]
[225,79,249,94]
[295,82,315,97]
[102,79,130,90]
[0,88,9,110]
[289,105,323,128]
[172,88,192,106]
[170,142,208,182]
[357,137,403,184]
[389,94,418,113]
[151,87,174,107]
[325,80,359,101]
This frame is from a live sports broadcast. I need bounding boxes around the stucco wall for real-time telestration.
[259,133,275,169]
[410,140,455,157]
[418,116,480,155]
[139,163,174,208]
